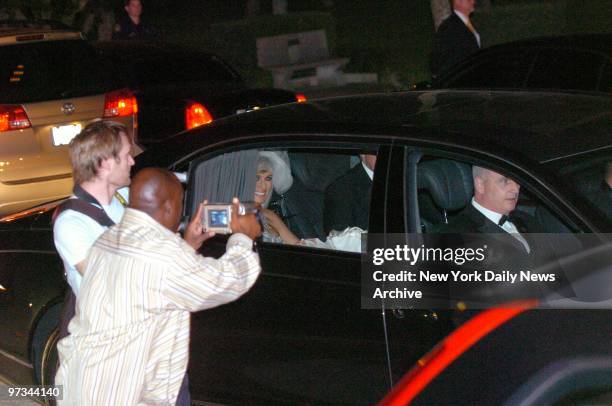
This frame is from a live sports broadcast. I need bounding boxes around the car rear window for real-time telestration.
[112,51,242,87]
[0,39,119,103]
[526,49,604,92]
[441,50,533,89]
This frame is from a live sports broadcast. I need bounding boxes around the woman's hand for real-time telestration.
[260,208,300,244]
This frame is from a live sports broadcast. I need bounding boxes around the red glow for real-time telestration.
[0,104,31,132]
[295,93,307,103]
[379,300,538,406]
[103,88,138,118]
[185,102,213,130]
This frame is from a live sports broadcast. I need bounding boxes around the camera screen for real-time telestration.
[208,209,229,227]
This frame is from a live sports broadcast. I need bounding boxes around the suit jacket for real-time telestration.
[432,204,559,304]
[430,12,480,78]
[323,164,371,234]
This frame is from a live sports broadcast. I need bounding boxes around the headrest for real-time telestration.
[289,152,353,192]
[417,159,473,211]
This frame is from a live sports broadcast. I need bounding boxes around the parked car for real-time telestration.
[0,90,610,405]
[0,24,137,217]
[93,41,305,146]
[380,243,612,406]
[418,34,612,93]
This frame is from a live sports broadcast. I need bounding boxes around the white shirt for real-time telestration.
[362,162,374,180]
[53,187,129,295]
[454,10,480,47]
[471,198,530,253]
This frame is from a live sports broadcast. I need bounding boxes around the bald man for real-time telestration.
[55,168,261,406]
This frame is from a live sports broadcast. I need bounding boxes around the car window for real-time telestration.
[0,40,119,103]
[526,49,604,92]
[118,52,242,87]
[188,146,378,252]
[553,153,611,232]
[413,155,579,234]
[441,51,532,89]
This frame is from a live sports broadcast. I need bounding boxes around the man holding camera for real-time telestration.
[55,168,262,405]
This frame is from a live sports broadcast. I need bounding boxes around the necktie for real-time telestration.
[497,215,530,253]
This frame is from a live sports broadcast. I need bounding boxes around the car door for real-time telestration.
[368,146,456,384]
[178,139,393,405]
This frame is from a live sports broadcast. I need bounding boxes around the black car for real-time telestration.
[421,34,612,94]
[94,41,304,146]
[0,90,610,405]
[381,243,612,406]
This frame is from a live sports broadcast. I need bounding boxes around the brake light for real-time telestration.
[295,93,307,103]
[103,89,138,118]
[379,300,538,406]
[185,102,213,130]
[0,104,31,132]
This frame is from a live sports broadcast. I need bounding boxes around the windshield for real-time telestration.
[0,39,119,103]
[548,150,611,231]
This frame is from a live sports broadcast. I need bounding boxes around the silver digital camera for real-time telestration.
[202,202,258,234]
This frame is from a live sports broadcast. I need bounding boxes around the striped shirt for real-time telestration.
[55,208,261,405]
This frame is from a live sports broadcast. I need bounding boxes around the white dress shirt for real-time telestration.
[471,198,530,253]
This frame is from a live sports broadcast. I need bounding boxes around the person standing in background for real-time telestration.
[113,0,159,40]
[430,0,481,79]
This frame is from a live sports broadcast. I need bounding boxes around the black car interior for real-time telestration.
[189,148,366,243]
[416,159,473,232]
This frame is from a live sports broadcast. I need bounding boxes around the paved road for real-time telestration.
[0,378,40,405]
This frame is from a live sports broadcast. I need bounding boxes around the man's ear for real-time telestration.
[98,157,112,178]
[162,198,173,215]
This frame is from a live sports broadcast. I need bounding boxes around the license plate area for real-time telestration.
[52,124,82,146]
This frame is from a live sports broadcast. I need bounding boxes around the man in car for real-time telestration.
[431,166,570,304]
[323,154,376,234]
[435,166,532,251]
[113,0,159,40]
[56,168,261,405]
[430,0,481,79]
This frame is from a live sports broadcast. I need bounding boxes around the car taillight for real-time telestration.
[185,102,213,130]
[295,93,307,103]
[103,89,138,118]
[378,300,538,406]
[0,104,31,132]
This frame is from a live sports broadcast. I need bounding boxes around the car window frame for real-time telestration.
[177,135,397,255]
[398,142,601,235]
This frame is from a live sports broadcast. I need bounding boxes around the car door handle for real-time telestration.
[392,308,439,321]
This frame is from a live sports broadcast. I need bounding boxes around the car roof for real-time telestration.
[146,90,611,166]
[479,33,612,57]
